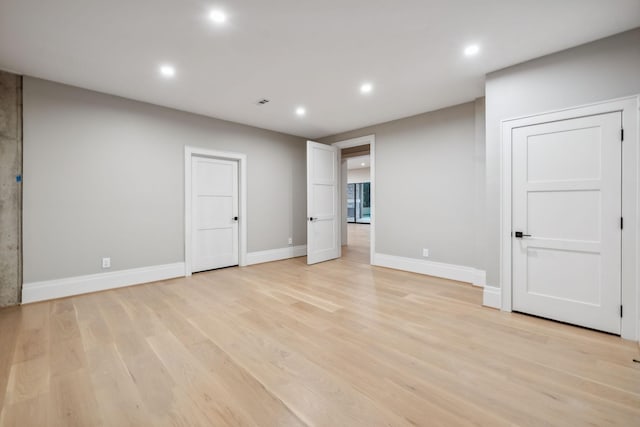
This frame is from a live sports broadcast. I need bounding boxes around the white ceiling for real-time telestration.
[347,155,370,170]
[1,1,638,139]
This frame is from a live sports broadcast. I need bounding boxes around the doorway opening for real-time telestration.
[346,160,371,224]
[345,153,370,264]
[332,135,375,265]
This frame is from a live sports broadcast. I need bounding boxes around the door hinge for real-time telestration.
[620,305,623,318]
[621,128,624,141]
[621,217,624,230]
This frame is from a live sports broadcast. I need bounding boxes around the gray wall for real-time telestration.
[347,167,370,184]
[485,28,640,288]
[0,71,22,306]
[23,77,307,283]
[322,101,485,270]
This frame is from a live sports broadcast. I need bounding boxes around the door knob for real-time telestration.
[308,217,316,222]
[514,231,531,238]
[232,216,238,221]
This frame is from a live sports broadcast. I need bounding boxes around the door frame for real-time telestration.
[331,135,376,264]
[499,96,639,340]
[184,146,247,276]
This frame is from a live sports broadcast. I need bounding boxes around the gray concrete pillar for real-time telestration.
[0,70,22,306]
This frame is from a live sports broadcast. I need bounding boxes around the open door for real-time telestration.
[307,140,341,264]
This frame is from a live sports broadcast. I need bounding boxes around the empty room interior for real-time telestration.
[1,1,640,426]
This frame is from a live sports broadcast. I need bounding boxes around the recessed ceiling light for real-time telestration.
[360,83,373,94]
[209,10,227,23]
[295,107,306,116]
[159,64,176,78]
[361,162,365,166]
[464,44,480,56]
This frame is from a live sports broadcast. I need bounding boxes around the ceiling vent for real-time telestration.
[257,99,270,105]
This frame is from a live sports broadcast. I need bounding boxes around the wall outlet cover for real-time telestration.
[288,237,293,245]
[422,249,429,257]
[102,257,111,269]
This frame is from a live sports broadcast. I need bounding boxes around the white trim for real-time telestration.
[184,146,248,276]
[340,158,348,245]
[373,253,486,287]
[332,135,376,264]
[483,286,501,309]
[499,95,639,341]
[246,245,307,266]
[22,262,185,304]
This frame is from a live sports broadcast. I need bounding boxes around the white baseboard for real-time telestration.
[472,270,486,287]
[372,253,486,287]
[246,245,307,266]
[482,286,501,309]
[22,262,185,304]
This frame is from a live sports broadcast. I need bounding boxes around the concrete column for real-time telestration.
[0,70,22,306]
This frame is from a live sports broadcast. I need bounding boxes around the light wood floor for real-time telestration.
[1,224,639,426]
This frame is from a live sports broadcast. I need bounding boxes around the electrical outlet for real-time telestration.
[422,248,429,257]
[288,237,293,245]
[102,257,111,269]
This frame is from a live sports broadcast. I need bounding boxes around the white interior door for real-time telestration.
[512,112,622,334]
[192,156,239,273]
[307,141,340,264]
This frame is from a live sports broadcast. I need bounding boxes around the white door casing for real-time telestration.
[511,112,622,334]
[191,156,239,272]
[307,141,341,264]
[341,158,348,246]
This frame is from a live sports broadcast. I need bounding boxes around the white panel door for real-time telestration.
[512,112,622,334]
[307,141,340,264]
[192,157,239,273]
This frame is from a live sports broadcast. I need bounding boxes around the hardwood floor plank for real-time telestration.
[237,306,481,426]
[85,344,152,427]
[48,369,102,427]
[236,292,510,426]
[11,302,49,364]
[0,307,20,412]
[0,393,49,427]
[147,332,260,426]
[189,310,410,426]
[185,338,307,427]
[4,356,48,405]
